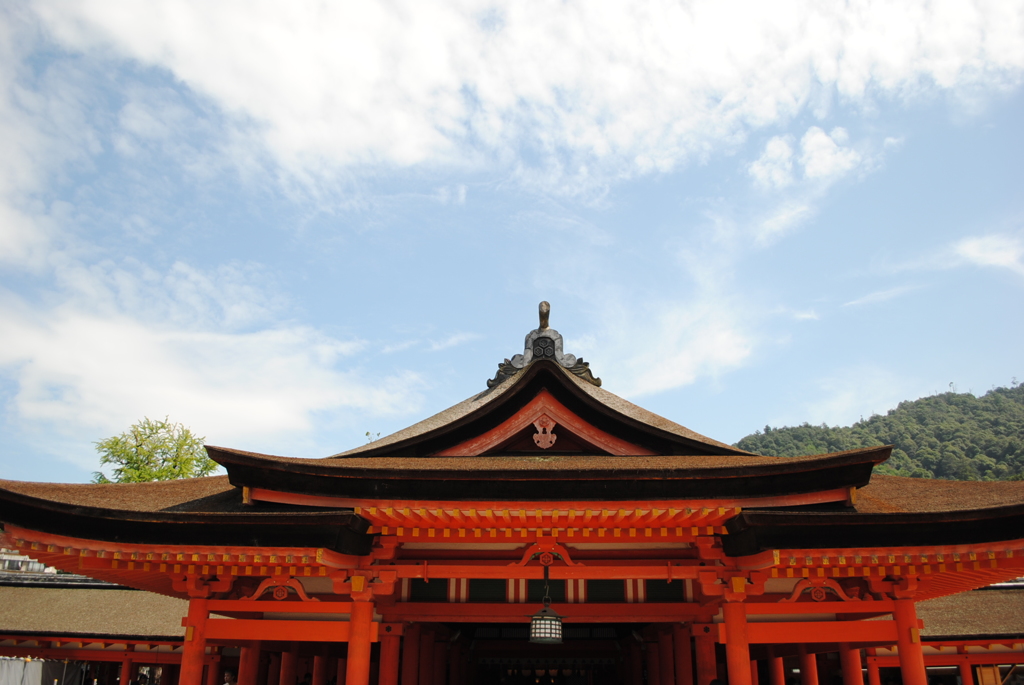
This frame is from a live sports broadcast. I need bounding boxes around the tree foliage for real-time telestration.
[92,417,216,483]
[734,383,1024,480]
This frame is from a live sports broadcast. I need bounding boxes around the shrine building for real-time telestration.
[2,303,1024,685]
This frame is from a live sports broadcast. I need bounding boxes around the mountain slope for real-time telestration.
[734,384,1024,480]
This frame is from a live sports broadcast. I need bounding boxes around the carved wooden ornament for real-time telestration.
[532,415,557,449]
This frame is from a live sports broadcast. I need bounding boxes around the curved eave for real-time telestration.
[209,445,891,501]
[723,503,1024,556]
[329,361,750,458]
[0,485,373,555]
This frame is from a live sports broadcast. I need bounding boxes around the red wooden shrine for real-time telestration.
[2,303,1023,685]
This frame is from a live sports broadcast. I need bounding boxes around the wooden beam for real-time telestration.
[381,602,707,623]
[719,621,903,644]
[869,655,1024,667]
[0,648,188,663]
[204,619,379,643]
[207,600,353,614]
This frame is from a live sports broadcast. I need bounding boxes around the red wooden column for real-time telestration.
[267,655,281,685]
[206,658,220,685]
[345,601,375,685]
[334,656,346,685]
[448,640,464,685]
[659,631,676,685]
[312,654,328,685]
[768,654,785,685]
[893,599,927,685]
[866,661,879,685]
[957,648,974,685]
[630,641,644,685]
[694,627,718,685]
[647,643,662,685]
[750,661,759,685]
[238,643,262,685]
[798,647,818,685]
[723,603,752,685]
[673,624,694,685]
[181,597,210,685]
[379,634,401,685]
[280,646,299,685]
[120,658,133,685]
[400,624,420,685]
[432,640,447,685]
[839,644,863,685]
[418,629,435,685]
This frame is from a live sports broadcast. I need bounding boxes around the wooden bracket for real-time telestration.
[241,577,319,602]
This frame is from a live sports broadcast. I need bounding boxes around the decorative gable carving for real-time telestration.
[433,389,655,457]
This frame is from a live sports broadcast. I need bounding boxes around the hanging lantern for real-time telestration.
[529,563,563,644]
[529,604,563,644]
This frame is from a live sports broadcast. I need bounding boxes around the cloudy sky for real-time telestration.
[1,0,1022,482]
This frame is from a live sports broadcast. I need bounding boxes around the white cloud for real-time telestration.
[749,136,795,189]
[843,284,919,307]
[952,234,1024,276]
[755,202,814,245]
[23,0,1024,191]
[615,302,754,397]
[890,232,1024,276]
[799,126,863,181]
[429,332,482,351]
[0,260,422,468]
[795,365,914,428]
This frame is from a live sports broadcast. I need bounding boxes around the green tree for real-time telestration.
[734,382,1024,481]
[92,417,216,483]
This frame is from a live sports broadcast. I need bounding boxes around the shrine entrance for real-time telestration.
[463,623,628,685]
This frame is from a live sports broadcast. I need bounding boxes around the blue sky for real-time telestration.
[1,1,1022,483]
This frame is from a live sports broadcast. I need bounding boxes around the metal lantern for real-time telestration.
[529,603,563,644]
[529,564,563,644]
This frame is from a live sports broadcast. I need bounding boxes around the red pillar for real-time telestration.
[694,628,718,685]
[768,656,785,685]
[267,655,281,685]
[312,655,328,685]
[723,603,752,685]
[280,647,298,685]
[798,647,818,685]
[433,641,447,685]
[401,625,420,685]
[346,601,374,685]
[239,643,262,685]
[865,653,879,685]
[660,631,676,685]
[334,657,346,685]
[958,661,974,685]
[647,644,662,685]
[120,659,134,685]
[630,642,644,685]
[206,658,220,685]
[750,662,759,685]
[893,599,927,685]
[418,629,435,685]
[181,597,210,685]
[673,624,694,685]
[839,644,863,685]
[448,641,463,685]
[378,635,400,685]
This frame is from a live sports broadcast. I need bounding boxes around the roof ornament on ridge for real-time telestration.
[487,301,601,388]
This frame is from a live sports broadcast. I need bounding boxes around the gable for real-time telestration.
[433,389,656,456]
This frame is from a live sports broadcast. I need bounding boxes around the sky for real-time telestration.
[1,0,1022,483]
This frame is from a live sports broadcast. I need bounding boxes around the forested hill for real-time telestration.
[733,383,1024,480]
